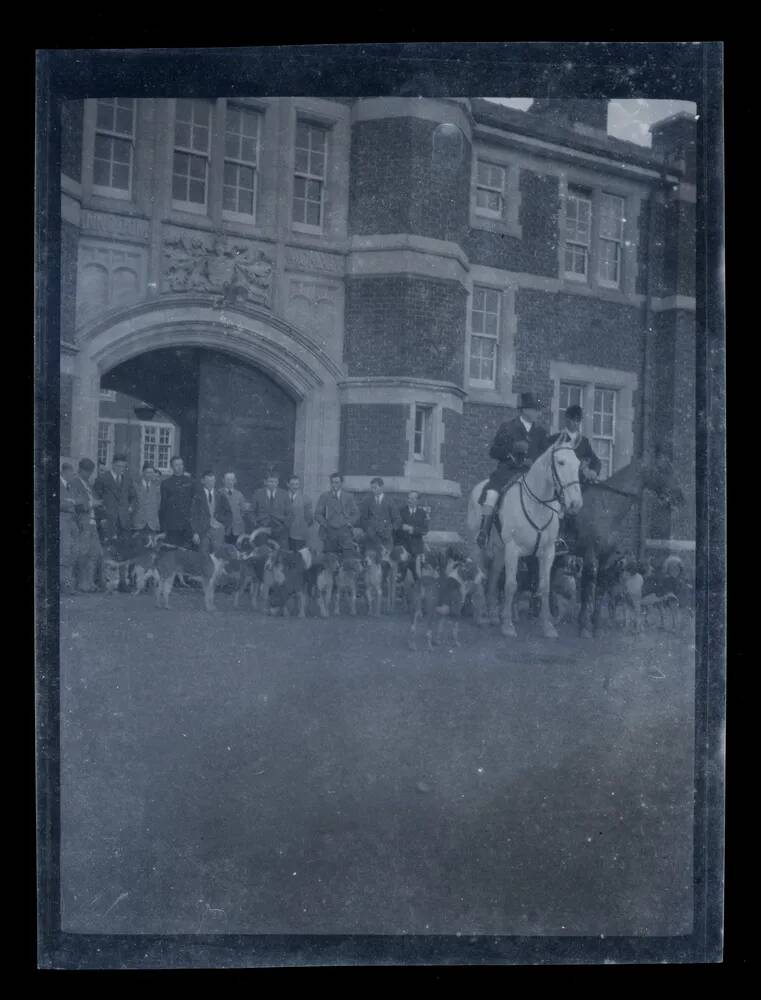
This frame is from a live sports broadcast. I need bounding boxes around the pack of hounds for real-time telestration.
[100,531,693,646]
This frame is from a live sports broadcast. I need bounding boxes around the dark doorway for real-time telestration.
[101,346,297,495]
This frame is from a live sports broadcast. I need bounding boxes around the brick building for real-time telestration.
[59,97,696,553]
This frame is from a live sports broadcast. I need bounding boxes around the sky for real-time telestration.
[483,98,697,147]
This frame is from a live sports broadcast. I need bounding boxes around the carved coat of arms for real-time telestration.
[163,233,274,307]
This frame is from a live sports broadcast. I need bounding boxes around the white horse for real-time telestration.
[466,434,583,638]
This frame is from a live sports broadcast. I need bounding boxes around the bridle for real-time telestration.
[521,445,581,516]
[516,446,581,552]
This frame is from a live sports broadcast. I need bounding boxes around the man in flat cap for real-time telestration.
[477,391,549,548]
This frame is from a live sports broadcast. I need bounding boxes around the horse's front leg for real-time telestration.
[488,549,503,625]
[579,551,598,639]
[537,544,557,639]
[501,544,520,638]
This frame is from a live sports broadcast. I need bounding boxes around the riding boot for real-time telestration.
[477,507,494,549]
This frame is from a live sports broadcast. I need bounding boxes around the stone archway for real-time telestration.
[70,296,343,498]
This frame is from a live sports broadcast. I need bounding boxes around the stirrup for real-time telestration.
[555,537,570,555]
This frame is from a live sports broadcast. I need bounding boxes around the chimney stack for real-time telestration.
[649,111,697,183]
[529,99,609,137]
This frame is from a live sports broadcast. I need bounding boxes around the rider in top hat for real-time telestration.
[547,404,601,485]
[548,403,601,551]
[477,391,549,548]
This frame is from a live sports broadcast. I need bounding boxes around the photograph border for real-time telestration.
[35,41,725,968]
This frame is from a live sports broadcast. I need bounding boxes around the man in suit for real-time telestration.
[132,462,162,537]
[477,391,550,548]
[69,458,104,593]
[286,474,313,552]
[59,461,78,594]
[190,471,226,554]
[251,473,292,548]
[359,477,400,552]
[548,404,601,552]
[548,404,602,484]
[216,472,250,544]
[159,455,195,547]
[315,473,360,556]
[395,490,429,580]
[93,452,137,545]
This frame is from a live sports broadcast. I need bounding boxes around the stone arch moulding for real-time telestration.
[71,296,344,498]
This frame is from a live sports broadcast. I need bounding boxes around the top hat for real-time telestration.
[518,392,540,410]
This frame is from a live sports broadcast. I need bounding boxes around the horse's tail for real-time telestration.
[466,481,487,541]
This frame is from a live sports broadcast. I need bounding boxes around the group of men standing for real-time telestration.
[59,453,431,594]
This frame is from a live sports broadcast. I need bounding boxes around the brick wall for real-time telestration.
[514,288,644,429]
[349,118,471,241]
[344,275,467,384]
[60,221,79,343]
[61,100,83,183]
[463,170,560,276]
[339,403,408,477]
[645,198,696,299]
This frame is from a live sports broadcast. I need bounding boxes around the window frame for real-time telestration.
[468,284,502,390]
[171,98,213,215]
[556,379,618,480]
[222,104,261,224]
[474,159,506,221]
[597,192,625,289]
[292,119,329,234]
[412,404,435,463]
[591,386,617,479]
[563,187,593,283]
[97,420,115,469]
[92,98,136,201]
[140,421,176,475]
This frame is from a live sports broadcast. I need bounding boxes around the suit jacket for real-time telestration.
[547,432,602,478]
[251,488,292,530]
[359,494,399,540]
[132,478,162,531]
[216,487,248,536]
[286,490,313,540]
[59,477,77,517]
[69,475,98,530]
[190,485,223,537]
[489,416,549,467]
[159,473,194,533]
[396,505,429,556]
[314,489,359,531]
[93,469,137,537]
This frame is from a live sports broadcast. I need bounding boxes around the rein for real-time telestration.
[513,446,581,557]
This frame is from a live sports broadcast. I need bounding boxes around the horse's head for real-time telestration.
[642,450,685,510]
[549,432,583,514]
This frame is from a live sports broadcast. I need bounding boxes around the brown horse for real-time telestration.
[570,454,684,637]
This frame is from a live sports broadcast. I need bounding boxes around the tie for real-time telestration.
[145,482,149,492]
[291,493,296,503]
[207,490,213,507]
[269,491,274,505]
[376,497,380,506]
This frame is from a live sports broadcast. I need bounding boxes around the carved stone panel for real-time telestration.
[76,241,147,327]
[286,278,342,356]
[162,230,274,307]
[284,246,345,276]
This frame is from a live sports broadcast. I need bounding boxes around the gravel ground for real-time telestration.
[58,588,695,936]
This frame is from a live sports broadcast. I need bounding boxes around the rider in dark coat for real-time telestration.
[547,404,601,551]
[477,392,549,548]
